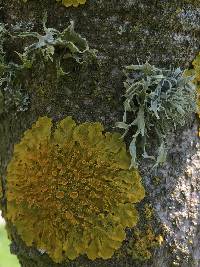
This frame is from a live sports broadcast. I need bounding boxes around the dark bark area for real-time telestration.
[0,0,199,266]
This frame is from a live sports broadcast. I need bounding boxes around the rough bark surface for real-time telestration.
[0,0,199,267]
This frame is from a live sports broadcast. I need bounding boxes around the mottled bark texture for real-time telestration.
[0,0,200,266]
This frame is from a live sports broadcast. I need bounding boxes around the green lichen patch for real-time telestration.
[116,62,196,168]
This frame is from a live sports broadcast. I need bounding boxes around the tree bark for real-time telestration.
[0,0,199,266]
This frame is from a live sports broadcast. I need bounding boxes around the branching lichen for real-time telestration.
[116,62,196,168]
[17,16,95,68]
[6,116,145,263]
[0,18,95,115]
[0,24,29,115]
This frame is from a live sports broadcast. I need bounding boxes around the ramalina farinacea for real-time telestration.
[116,62,196,168]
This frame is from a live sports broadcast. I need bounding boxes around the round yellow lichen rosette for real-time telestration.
[6,117,145,263]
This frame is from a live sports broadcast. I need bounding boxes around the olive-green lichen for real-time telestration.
[128,225,163,261]
[185,52,200,116]
[6,116,145,263]
[116,62,196,168]
[56,0,86,7]
[127,204,163,262]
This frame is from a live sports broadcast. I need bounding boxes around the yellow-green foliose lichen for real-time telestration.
[56,0,86,7]
[6,116,145,263]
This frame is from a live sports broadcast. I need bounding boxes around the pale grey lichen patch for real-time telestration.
[124,0,137,8]
[177,8,200,32]
[117,22,130,35]
[173,33,193,44]
[11,21,34,32]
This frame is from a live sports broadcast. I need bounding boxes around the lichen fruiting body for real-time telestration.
[6,116,145,263]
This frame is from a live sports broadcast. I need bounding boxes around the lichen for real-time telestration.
[116,62,196,168]
[17,17,95,67]
[144,204,154,220]
[128,226,163,261]
[56,0,86,7]
[6,116,145,263]
[127,204,163,262]
[185,52,200,116]
[0,18,96,115]
[0,23,29,115]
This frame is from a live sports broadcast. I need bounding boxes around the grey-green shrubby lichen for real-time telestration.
[0,23,29,115]
[16,16,96,72]
[12,17,98,116]
[0,17,96,115]
[116,62,196,168]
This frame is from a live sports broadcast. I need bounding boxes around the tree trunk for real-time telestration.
[0,1,199,266]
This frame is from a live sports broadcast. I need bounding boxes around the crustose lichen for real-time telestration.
[6,116,145,262]
[116,62,196,168]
